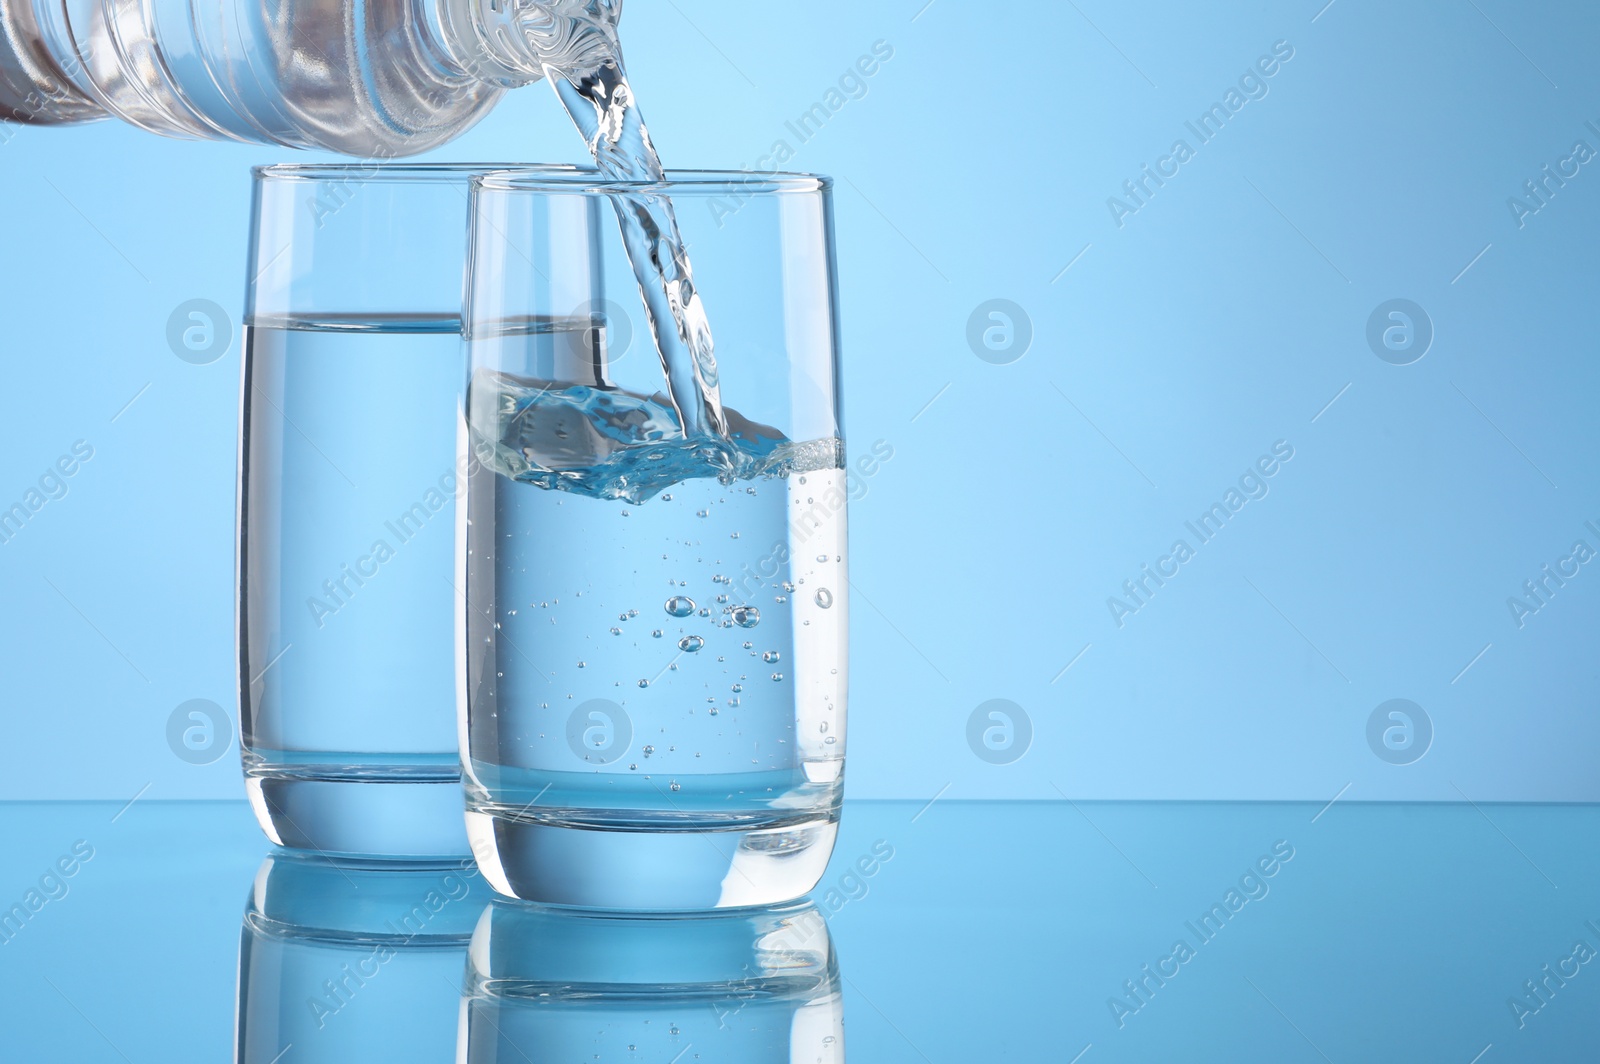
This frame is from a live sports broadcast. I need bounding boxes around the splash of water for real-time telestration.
[471,369,842,504]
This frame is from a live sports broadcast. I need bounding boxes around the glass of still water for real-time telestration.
[239,164,588,857]
[460,169,849,908]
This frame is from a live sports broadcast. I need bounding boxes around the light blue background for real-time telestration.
[1,0,1596,802]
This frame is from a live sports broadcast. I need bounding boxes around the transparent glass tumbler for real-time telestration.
[461,169,848,908]
[239,164,581,858]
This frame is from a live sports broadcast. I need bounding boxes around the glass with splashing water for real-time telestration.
[461,169,847,909]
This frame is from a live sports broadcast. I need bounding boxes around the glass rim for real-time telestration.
[473,167,832,196]
[252,162,593,184]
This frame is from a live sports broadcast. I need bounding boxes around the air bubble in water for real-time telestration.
[763,650,781,663]
[638,679,650,688]
[732,606,760,628]
[815,588,834,608]
[652,629,663,638]
[731,683,743,693]
[771,672,784,682]
[642,745,654,757]
[781,581,796,593]
[669,780,681,792]
[664,595,696,617]
[679,635,704,652]
[609,626,622,636]
[742,641,753,650]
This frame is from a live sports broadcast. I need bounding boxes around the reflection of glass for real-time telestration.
[234,852,493,1062]
[460,901,845,1062]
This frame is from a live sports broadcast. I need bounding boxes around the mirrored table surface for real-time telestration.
[1,798,1595,1061]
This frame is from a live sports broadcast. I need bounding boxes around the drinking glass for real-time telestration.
[239,163,584,857]
[461,169,848,908]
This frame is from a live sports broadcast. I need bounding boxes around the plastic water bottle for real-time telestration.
[0,0,619,155]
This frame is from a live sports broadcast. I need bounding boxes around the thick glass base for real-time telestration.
[465,807,840,910]
[245,767,471,859]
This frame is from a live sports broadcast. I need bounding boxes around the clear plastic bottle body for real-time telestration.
[0,0,618,155]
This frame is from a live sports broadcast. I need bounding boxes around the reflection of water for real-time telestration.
[234,852,494,1062]
[460,901,845,1062]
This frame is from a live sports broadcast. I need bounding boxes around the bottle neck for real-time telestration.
[433,0,623,90]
